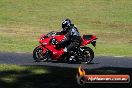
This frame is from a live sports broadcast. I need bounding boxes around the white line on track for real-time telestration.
[114,56,125,58]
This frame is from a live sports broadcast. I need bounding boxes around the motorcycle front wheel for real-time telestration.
[33,46,49,62]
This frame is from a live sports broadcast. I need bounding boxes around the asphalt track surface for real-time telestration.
[0,52,132,69]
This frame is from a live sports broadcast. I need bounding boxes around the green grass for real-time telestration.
[0,64,78,88]
[94,43,132,56]
[0,64,48,85]
[0,0,132,56]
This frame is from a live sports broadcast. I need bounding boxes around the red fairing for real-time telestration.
[45,46,64,59]
[81,38,91,46]
[53,35,64,42]
[38,32,65,60]
[81,35,97,46]
[39,38,50,46]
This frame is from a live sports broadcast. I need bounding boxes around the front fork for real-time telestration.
[39,44,47,54]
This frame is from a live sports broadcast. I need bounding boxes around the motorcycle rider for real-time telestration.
[57,19,82,61]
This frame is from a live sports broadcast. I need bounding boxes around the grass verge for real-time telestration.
[0,0,132,56]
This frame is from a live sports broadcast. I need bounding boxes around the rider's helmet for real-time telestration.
[62,19,71,32]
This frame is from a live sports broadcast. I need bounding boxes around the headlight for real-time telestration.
[51,38,56,45]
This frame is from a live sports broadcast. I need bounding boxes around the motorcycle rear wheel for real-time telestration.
[83,47,94,64]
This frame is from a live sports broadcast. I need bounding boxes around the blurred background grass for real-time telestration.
[0,0,132,56]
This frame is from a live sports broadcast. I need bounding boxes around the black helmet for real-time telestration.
[62,19,71,32]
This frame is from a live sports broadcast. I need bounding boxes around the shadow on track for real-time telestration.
[0,66,131,88]
[43,60,100,65]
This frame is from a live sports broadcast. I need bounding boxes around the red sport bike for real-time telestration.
[33,31,97,64]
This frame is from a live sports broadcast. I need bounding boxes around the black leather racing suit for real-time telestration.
[57,24,82,52]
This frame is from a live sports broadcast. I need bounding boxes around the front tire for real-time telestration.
[33,46,49,62]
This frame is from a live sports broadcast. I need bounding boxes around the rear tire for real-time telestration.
[83,47,94,64]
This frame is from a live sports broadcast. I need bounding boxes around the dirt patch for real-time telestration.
[91,20,102,24]
[128,40,132,44]
[108,23,132,30]
[89,20,132,30]
[96,32,132,44]
[0,27,18,34]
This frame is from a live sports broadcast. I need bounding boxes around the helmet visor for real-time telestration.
[62,23,67,29]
